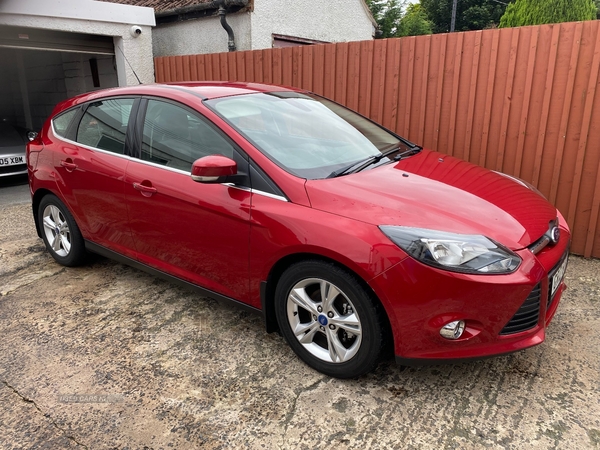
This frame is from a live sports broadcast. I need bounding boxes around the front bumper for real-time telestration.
[370,224,570,363]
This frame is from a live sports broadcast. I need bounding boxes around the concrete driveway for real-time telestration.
[0,176,29,206]
[1,202,599,449]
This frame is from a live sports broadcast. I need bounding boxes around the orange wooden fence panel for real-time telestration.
[155,21,600,258]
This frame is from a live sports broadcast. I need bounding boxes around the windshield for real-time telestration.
[205,92,410,179]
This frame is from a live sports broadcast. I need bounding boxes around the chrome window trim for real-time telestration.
[51,123,133,162]
[130,156,190,175]
[223,183,288,202]
[52,123,289,201]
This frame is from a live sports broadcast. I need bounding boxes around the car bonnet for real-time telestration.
[304,149,557,250]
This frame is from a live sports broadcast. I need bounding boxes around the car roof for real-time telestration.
[72,81,300,103]
[165,81,303,99]
[51,81,305,117]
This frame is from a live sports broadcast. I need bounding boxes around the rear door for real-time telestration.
[123,98,253,303]
[53,97,138,258]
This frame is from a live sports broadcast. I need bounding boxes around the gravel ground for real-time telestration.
[1,202,599,449]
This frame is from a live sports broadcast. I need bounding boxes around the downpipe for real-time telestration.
[218,4,237,52]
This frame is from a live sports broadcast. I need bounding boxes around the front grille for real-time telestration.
[527,218,559,255]
[499,283,541,335]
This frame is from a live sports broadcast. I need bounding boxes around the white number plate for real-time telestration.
[550,256,568,298]
[0,156,25,166]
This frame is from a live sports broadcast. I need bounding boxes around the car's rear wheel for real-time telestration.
[38,194,86,267]
[275,260,385,378]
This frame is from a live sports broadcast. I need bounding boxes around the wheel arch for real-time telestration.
[32,188,55,238]
[261,252,393,354]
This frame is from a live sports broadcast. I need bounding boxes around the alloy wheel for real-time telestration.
[42,204,71,257]
[286,277,363,363]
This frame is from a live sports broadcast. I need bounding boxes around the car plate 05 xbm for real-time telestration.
[0,156,25,166]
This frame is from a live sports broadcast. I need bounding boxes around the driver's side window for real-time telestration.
[141,99,234,172]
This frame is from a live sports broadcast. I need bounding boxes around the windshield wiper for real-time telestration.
[328,144,422,178]
[393,145,422,161]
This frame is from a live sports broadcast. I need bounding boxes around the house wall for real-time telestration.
[152,0,375,57]
[152,13,252,57]
[250,0,375,49]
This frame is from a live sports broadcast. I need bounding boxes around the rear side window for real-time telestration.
[76,98,134,154]
[52,109,78,138]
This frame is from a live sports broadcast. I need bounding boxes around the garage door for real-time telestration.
[0,25,114,55]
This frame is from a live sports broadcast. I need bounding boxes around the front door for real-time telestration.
[124,99,252,303]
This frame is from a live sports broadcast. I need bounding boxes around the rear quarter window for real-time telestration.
[52,109,78,138]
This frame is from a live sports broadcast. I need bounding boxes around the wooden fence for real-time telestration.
[155,21,600,258]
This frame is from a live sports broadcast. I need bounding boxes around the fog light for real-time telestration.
[440,320,465,340]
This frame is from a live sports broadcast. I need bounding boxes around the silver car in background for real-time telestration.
[0,120,36,178]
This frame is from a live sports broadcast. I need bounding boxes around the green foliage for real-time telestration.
[366,0,433,37]
[366,0,406,38]
[499,0,597,27]
[420,0,510,33]
[397,4,434,36]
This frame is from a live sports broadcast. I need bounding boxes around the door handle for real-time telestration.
[60,159,77,172]
[133,182,157,195]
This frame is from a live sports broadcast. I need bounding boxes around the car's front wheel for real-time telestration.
[275,260,386,378]
[38,194,86,267]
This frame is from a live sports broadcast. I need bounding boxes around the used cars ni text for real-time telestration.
[27,82,570,378]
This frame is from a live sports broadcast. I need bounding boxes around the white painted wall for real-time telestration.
[152,0,375,58]
[250,0,376,49]
[0,0,156,85]
[153,13,252,57]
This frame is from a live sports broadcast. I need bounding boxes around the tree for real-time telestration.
[366,0,406,38]
[499,0,597,27]
[397,4,434,36]
[420,0,510,34]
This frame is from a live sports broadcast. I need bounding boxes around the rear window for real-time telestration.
[52,109,78,138]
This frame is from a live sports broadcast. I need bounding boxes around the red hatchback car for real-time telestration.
[27,82,570,378]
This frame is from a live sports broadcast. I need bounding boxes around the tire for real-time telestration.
[38,194,87,267]
[275,260,386,378]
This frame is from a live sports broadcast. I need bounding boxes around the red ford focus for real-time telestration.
[27,82,570,378]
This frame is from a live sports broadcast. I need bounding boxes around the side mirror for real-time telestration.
[191,155,237,183]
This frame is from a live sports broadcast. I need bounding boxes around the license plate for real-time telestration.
[0,156,25,166]
[550,256,568,298]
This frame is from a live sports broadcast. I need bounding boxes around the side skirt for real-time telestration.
[85,241,261,316]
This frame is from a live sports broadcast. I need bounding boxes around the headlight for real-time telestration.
[379,226,521,274]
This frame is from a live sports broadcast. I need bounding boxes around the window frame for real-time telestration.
[134,97,242,172]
